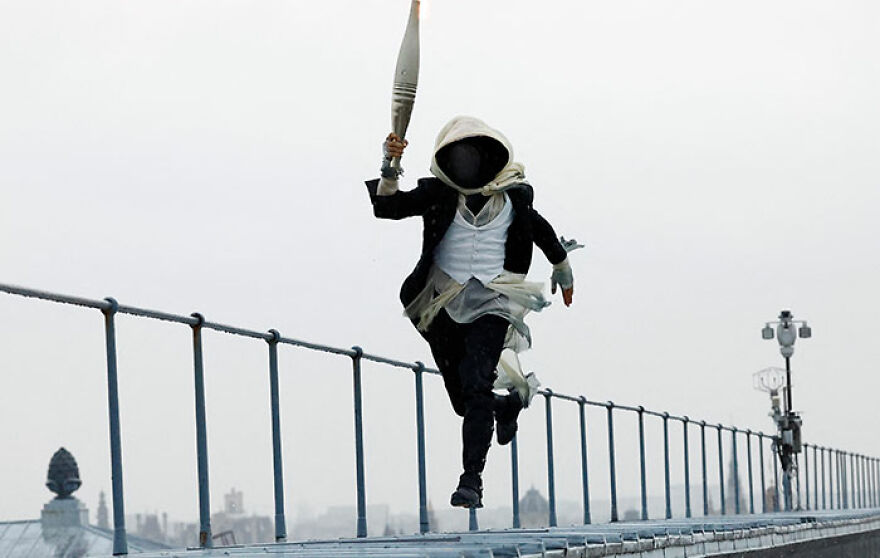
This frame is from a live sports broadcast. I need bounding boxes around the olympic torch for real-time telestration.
[387,0,421,178]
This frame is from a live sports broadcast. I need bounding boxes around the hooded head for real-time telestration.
[430,116,527,196]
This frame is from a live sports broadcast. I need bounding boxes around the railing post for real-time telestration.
[872,458,880,507]
[845,451,850,509]
[846,451,851,509]
[663,412,672,520]
[861,455,866,508]
[837,450,842,510]
[870,457,875,508]
[544,390,557,527]
[850,452,856,509]
[853,453,865,508]
[832,448,837,510]
[857,454,862,508]
[875,458,879,508]
[828,448,840,510]
[804,443,810,511]
[872,457,876,508]
[350,347,368,538]
[511,435,521,528]
[836,450,842,509]
[683,417,692,519]
[849,452,854,509]
[190,313,212,548]
[820,447,826,510]
[746,430,754,514]
[759,433,766,513]
[873,458,878,508]
[700,421,708,516]
[413,362,429,534]
[795,454,801,510]
[606,402,618,522]
[870,457,877,508]
[855,454,860,508]
[813,445,818,512]
[732,428,740,515]
[826,448,831,509]
[841,450,845,509]
[637,407,648,521]
[469,508,478,531]
[834,449,839,510]
[772,438,780,511]
[101,298,128,556]
[578,397,592,525]
[266,330,287,542]
[859,454,865,508]
[717,425,725,515]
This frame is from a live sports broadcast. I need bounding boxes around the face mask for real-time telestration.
[443,142,483,189]
[436,136,509,190]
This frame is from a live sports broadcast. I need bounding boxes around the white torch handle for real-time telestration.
[389,0,421,176]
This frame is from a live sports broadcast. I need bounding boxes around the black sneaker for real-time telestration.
[450,486,483,509]
[495,392,523,446]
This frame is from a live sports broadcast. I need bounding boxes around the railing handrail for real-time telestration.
[0,281,784,437]
[2,280,879,554]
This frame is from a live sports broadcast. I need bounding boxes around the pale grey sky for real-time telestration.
[1,0,878,530]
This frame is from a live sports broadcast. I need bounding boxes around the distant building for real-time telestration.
[724,449,748,515]
[225,487,244,514]
[519,487,549,528]
[96,491,109,530]
[0,447,168,557]
[211,488,273,544]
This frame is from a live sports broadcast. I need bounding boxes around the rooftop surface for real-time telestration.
[0,519,169,558]
[112,509,880,558]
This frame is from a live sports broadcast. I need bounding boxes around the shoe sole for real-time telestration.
[450,498,483,509]
[450,490,483,509]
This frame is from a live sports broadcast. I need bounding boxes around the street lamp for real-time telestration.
[760,310,811,511]
[761,310,811,412]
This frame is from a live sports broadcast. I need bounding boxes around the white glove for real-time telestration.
[551,259,574,293]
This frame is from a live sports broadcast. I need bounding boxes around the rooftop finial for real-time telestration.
[46,447,82,499]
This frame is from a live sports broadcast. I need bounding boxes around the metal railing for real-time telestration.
[1,282,879,556]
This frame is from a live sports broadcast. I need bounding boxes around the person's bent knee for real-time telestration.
[463,391,495,414]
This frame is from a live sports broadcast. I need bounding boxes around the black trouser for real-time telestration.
[421,309,509,492]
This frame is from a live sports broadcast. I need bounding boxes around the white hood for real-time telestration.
[429,116,528,196]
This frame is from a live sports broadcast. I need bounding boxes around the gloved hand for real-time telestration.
[551,236,582,307]
[550,259,574,306]
[381,133,408,179]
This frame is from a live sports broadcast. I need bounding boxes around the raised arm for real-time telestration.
[365,133,432,219]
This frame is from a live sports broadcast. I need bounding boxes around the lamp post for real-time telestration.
[760,310,811,511]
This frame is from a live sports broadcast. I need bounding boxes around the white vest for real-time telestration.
[433,194,513,285]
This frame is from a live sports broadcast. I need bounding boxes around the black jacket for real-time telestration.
[366,177,568,307]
